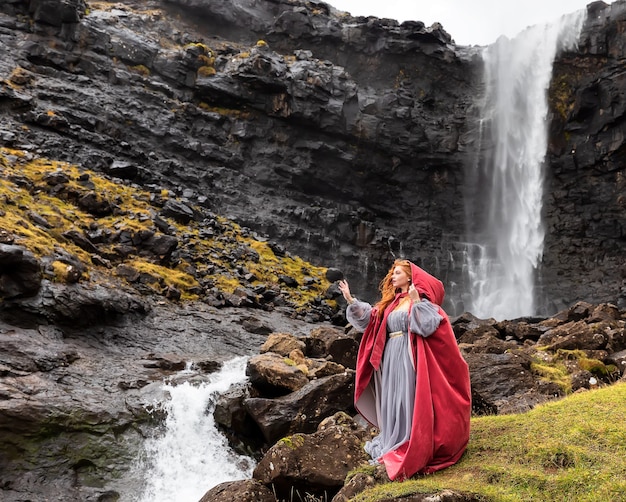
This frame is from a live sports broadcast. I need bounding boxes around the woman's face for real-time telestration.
[391,266,411,291]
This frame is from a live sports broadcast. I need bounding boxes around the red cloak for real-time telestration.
[354,262,471,480]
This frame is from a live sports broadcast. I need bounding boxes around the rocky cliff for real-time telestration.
[545,0,626,311]
[0,0,482,314]
[2,0,624,315]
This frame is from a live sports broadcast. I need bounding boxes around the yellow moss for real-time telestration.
[129,64,151,77]
[197,54,215,66]
[8,66,33,87]
[277,434,306,449]
[122,258,200,300]
[50,261,72,283]
[208,275,241,294]
[256,40,267,47]
[530,360,572,393]
[185,42,211,53]
[0,146,331,309]
[197,66,216,77]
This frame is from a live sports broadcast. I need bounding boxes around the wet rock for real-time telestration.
[0,244,42,298]
[246,352,309,394]
[306,326,359,369]
[141,353,186,371]
[244,371,355,444]
[199,479,276,502]
[253,412,370,501]
[260,332,306,356]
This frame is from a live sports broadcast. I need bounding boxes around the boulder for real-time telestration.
[198,479,276,502]
[539,321,610,351]
[306,326,359,369]
[463,352,553,415]
[0,244,42,298]
[244,371,355,444]
[253,412,370,500]
[260,332,306,356]
[246,352,309,394]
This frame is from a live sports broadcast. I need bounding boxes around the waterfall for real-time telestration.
[464,10,587,320]
[136,357,255,502]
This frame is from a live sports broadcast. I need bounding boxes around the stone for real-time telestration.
[160,199,195,224]
[0,244,42,298]
[246,352,309,394]
[252,413,370,500]
[540,321,610,351]
[244,371,355,444]
[199,479,275,502]
[306,326,359,369]
[260,332,306,356]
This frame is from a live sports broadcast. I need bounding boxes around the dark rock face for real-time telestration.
[0,0,481,315]
[544,1,626,312]
[1,0,623,313]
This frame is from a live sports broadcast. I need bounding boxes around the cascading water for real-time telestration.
[135,357,255,502]
[464,10,587,320]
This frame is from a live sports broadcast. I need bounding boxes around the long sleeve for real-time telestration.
[346,300,372,332]
[409,299,443,337]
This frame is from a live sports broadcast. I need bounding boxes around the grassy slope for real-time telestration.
[354,383,626,501]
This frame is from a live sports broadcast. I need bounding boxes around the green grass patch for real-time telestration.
[353,383,626,501]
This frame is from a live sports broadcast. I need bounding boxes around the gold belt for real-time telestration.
[388,331,404,339]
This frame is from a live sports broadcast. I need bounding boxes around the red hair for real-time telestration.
[374,259,412,319]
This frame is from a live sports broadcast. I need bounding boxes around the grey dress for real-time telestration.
[347,298,443,461]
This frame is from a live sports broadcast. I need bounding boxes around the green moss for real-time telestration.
[555,349,619,379]
[277,433,306,450]
[346,464,378,483]
[530,360,572,393]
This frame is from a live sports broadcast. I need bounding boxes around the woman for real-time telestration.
[339,259,471,480]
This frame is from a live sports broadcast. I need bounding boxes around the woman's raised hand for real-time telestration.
[338,279,354,304]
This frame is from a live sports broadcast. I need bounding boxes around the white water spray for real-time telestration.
[136,357,255,502]
[465,11,587,320]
